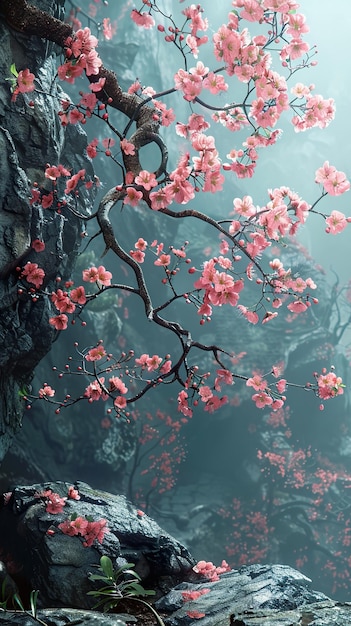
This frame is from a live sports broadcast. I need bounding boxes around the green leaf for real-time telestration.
[13,593,25,611]
[99,555,115,580]
[10,63,18,78]
[88,573,110,583]
[29,590,39,617]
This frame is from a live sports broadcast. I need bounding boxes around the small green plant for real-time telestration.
[88,555,166,626]
[0,583,47,626]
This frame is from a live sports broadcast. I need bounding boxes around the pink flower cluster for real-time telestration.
[21,262,45,289]
[182,588,210,602]
[182,3,208,58]
[193,559,231,582]
[58,516,108,547]
[85,344,107,361]
[135,353,172,375]
[194,258,244,317]
[149,154,195,209]
[174,61,227,102]
[36,485,107,547]
[38,489,67,514]
[12,68,35,101]
[292,94,335,133]
[177,390,193,419]
[130,9,155,29]
[84,375,128,410]
[198,385,228,414]
[49,285,85,331]
[315,161,350,198]
[58,27,102,83]
[38,384,55,399]
[246,373,285,410]
[82,265,112,286]
[317,371,344,400]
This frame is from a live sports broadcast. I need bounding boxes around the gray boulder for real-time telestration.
[0,481,195,610]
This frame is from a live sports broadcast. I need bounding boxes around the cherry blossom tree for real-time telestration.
[3,0,349,423]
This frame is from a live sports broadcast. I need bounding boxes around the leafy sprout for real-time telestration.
[88,555,166,625]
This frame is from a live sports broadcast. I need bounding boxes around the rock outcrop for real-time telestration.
[1,482,351,626]
[0,0,93,461]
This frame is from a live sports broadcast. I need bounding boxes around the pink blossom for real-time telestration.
[193,559,230,582]
[214,369,233,391]
[246,374,267,391]
[149,188,172,210]
[239,0,264,22]
[160,360,172,375]
[134,170,157,191]
[69,108,84,124]
[204,394,228,413]
[317,371,344,400]
[17,68,35,93]
[89,77,106,92]
[21,262,45,288]
[287,13,309,37]
[135,353,149,368]
[85,345,107,361]
[114,396,127,409]
[203,168,225,193]
[130,250,145,263]
[41,490,66,514]
[120,138,136,155]
[57,61,84,83]
[79,92,97,115]
[154,254,171,267]
[237,305,259,324]
[124,187,143,206]
[102,17,117,41]
[287,300,309,313]
[38,385,55,398]
[84,378,108,401]
[86,138,99,158]
[59,516,88,537]
[233,195,256,217]
[51,289,75,314]
[177,390,193,418]
[49,314,68,330]
[70,286,86,305]
[281,38,309,61]
[108,376,128,395]
[323,172,350,196]
[325,210,348,234]
[174,68,203,101]
[82,265,112,286]
[146,355,162,371]
[66,27,99,57]
[83,519,108,546]
[68,486,80,500]
[130,10,155,29]
[31,239,45,252]
[198,385,213,402]
[64,169,85,194]
[252,392,273,409]
[276,379,287,394]
[203,72,228,95]
[101,137,116,150]
[315,161,336,184]
[135,237,147,251]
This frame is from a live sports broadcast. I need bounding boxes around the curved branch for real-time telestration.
[1,0,169,176]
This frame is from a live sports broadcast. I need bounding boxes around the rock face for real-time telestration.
[157,564,332,625]
[1,482,351,626]
[0,481,195,609]
[0,1,94,462]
